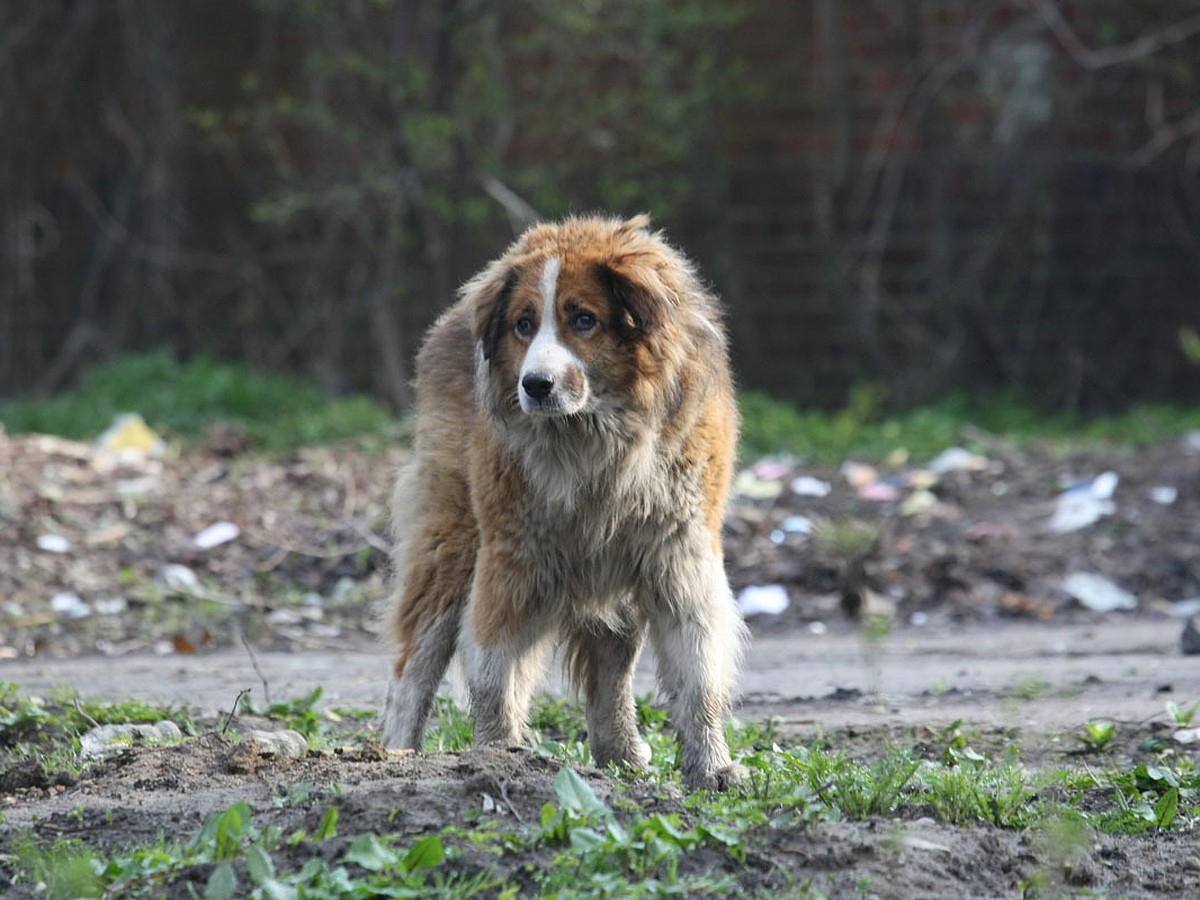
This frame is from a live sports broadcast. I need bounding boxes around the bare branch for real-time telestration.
[481,175,541,233]
[1128,106,1200,168]
[1028,0,1200,69]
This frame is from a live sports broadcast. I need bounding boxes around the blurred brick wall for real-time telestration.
[714,1,1200,409]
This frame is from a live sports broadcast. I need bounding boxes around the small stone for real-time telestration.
[245,729,308,759]
[1181,615,1200,655]
[80,720,184,758]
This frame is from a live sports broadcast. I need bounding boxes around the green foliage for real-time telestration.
[0,682,191,780]
[424,695,475,752]
[1093,761,1199,834]
[0,349,400,451]
[1074,720,1116,753]
[787,746,919,819]
[738,388,1200,463]
[1179,325,1200,365]
[8,686,1200,897]
[537,767,740,896]
[8,837,104,899]
[1166,697,1200,727]
[247,686,325,739]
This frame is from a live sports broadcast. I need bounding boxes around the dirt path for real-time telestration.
[3,617,1189,737]
[3,616,1197,898]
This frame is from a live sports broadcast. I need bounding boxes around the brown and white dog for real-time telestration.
[381,214,747,790]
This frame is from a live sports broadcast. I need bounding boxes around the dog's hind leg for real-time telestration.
[566,613,650,771]
[381,465,477,750]
[382,605,462,748]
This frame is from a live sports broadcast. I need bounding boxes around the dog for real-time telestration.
[381,214,747,790]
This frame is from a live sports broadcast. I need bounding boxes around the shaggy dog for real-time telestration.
[381,214,747,790]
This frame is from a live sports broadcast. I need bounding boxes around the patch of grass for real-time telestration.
[0,681,191,766]
[1074,720,1116,753]
[536,767,741,896]
[6,691,1199,898]
[0,349,402,452]
[425,695,475,752]
[1166,697,1200,728]
[1091,760,1200,834]
[738,388,1200,463]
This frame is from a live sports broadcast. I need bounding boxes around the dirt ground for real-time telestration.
[2,428,1199,897]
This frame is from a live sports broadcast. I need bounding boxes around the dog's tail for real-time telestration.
[380,459,420,652]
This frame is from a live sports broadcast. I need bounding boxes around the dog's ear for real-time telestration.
[463,260,519,361]
[596,254,671,338]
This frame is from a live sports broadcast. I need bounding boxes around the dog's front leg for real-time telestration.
[648,548,748,791]
[462,549,552,747]
[566,613,651,772]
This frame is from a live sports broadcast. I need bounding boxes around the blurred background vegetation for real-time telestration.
[1,0,1198,428]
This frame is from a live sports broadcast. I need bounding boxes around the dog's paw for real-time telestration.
[683,763,747,792]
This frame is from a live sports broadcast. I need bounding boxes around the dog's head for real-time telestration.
[465,214,719,420]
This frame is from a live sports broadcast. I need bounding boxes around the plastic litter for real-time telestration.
[905,469,938,490]
[841,461,878,488]
[781,514,814,535]
[1047,472,1118,533]
[94,597,128,616]
[790,476,831,497]
[157,563,203,596]
[193,521,240,550]
[1062,572,1137,613]
[1149,486,1178,505]
[96,412,165,460]
[752,457,794,481]
[736,584,790,616]
[857,480,901,502]
[50,591,90,619]
[927,447,988,475]
[734,469,784,500]
[36,534,71,554]
[899,489,938,517]
[1171,597,1200,618]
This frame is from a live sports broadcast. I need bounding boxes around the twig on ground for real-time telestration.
[72,697,101,730]
[221,688,251,735]
[490,774,525,824]
[241,634,271,707]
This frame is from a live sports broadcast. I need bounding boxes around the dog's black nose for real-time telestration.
[521,373,554,400]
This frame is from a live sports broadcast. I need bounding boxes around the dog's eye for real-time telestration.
[515,317,535,338]
[571,312,597,333]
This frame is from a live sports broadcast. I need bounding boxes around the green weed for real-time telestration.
[1094,761,1199,834]
[7,690,1200,898]
[537,767,741,896]
[425,695,475,752]
[738,388,1200,463]
[1074,720,1116,753]
[1166,698,1200,728]
[0,682,191,780]
[246,685,325,738]
[0,349,401,452]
